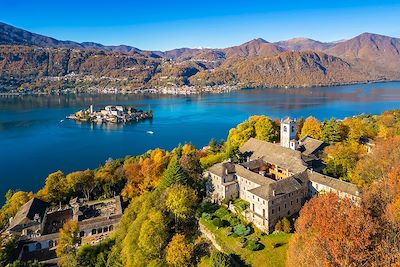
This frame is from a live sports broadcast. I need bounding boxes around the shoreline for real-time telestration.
[0,79,399,97]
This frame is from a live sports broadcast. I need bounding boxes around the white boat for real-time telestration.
[60,119,64,123]
[146,131,154,134]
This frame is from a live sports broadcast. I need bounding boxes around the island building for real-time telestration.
[4,196,124,265]
[206,117,361,233]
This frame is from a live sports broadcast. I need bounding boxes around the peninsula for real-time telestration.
[67,105,152,124]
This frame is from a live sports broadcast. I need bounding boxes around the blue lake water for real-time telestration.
[1,81,400,201]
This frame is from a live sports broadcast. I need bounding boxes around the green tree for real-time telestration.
[210,251,233,267]
[321,119,347,143]
[159,156,188,189]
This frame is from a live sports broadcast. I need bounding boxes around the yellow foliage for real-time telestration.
[166,234,193,267]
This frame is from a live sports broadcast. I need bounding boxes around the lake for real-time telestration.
[1,81,400,201]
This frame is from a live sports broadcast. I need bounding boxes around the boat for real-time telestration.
[60,119,64,123]
[146,131,154,134]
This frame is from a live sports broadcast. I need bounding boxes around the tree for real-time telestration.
[321,118,347,143]
[343,116,378,142]
[165,184,197,227]
[287,194,376,267]
[56,220,79,267]
[0,191,33,230]
[210,251,233,267]
[353,137,400,187]
[253,116,279,142]
[37,171,68,204]
[159,156,188,189]
[66,170,96,200]
[281,217,292,233]
[323,142,365,182]
[165,234,193,267]
[138,210,168,257]
[300,116,322,139]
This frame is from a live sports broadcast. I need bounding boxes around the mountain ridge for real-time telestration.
[1,21,400,92]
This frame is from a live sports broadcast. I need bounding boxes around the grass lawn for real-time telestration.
[200,218,291,267]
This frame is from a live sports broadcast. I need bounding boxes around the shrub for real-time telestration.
[225,227,233,236]
[246,240,262,251]
[238,236,247,248]
[214,207,230,218]
[233,198,249,213]
[274,220,283,232]
[210,251,233,267]
[222,214,240,227]
[202,212,213,220]
[249,236,260,243]
[281,217,292,233]
[233,224,251,236]
[221,198,230,205]
[197,202,219,217]
[212,218,223,228]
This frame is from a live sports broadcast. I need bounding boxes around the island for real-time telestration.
[67,105,153,124]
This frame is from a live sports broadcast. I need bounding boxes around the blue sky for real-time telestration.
[2,0,400,50]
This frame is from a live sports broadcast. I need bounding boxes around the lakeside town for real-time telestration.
[67,105,153,124]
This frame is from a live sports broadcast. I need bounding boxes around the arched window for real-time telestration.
[98,228,103,234]
[109,225,114,232]
[103,227,108,233]
[49,240,54,248]
[79,231,85,237]
[35,242,42,250]
[92,229,97,235]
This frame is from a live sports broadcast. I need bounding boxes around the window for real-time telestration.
[296,198,299,203]
[272,209,274,214]
[285,204,287,208]
[284,126,287,132]
[291,125,295,132]
[278,206,280,212]
[291,201,293,205]
[257,197,259,202]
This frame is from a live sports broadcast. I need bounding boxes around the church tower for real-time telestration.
[280,117,297,149]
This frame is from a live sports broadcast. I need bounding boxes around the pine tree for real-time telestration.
[159,155,188,189]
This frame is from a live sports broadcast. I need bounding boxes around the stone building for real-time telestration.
[206,118,362,233]
[6,196,124,265]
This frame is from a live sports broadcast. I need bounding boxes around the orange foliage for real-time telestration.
[287,193,376,267]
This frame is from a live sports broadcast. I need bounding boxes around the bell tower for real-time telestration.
[280,117,297,149]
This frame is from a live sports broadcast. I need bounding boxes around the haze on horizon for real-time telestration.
[2,0,400,51]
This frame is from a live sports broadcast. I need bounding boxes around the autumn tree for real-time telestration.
[300,116,322,139]
[287,193,376,267]
[343,115,378,142]
[165,184,197,227]
[353,137,400,187]
[138,210,168,258]
[165,234,193,267]
[37,171,68,204]
[66,170,96,200]
[323,142,365,182]
[0,190,33,230]
[56,220,79,267]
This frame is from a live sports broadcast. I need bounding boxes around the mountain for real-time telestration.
[275,38,333,51]
[1,21,400,92]
[0,22,143,53]
[189,51,373,87]
[223,38,286,58]
[325,32,400,71]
